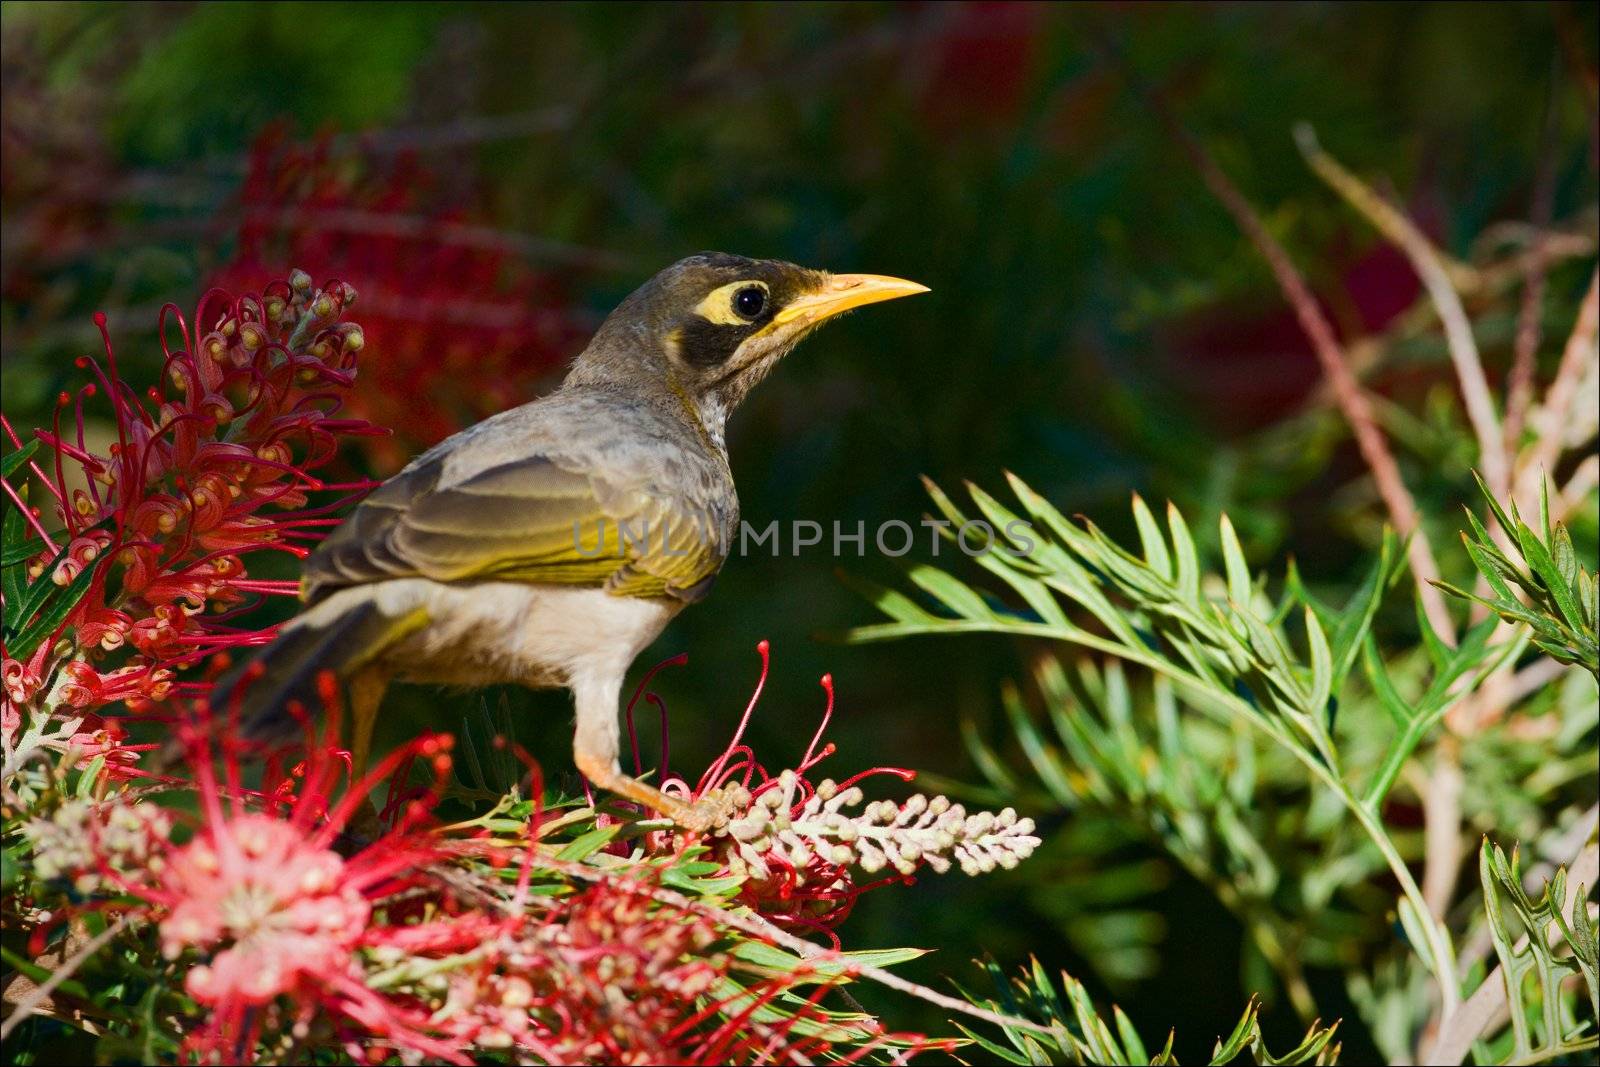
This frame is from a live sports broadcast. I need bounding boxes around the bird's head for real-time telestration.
[567,253,927,439]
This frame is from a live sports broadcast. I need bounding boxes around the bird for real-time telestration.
[220,253,927,830]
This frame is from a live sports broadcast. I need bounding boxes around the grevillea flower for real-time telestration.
[23,795,172,895]
[69,677,469,1064]
[627,642,1041,939]
[2,270,380,721]
[210,127,580,473]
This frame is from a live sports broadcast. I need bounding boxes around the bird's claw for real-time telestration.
[675,785,742,835]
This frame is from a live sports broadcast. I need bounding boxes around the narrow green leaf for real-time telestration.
[922,475,971,527]
[1516,521,1584,629]
[555,823,621,861]
[1130,493,1172,580]
[1415,594,1452,671]
[1473,469,1516,537]
[835,568,937,626]
[1002,680,1079,806]
[1218,513,1251,606]
[2,506,31,604]
[1361,636,1413,727]
[1167,501,1201,601]
[0,438,39,480]
[1112,1005,1148,1064]
[1327,531,1393,688]
[9,556,100,660]
[906,563,994,621]
[1304,607,1332,721]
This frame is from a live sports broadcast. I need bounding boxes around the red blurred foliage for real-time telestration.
[1171,241,1425,430]
[916,2,1042,135]
[210,128,581,473]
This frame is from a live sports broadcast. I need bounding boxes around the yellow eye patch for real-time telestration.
[693,280,769,325]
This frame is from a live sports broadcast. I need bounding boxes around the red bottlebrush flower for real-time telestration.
[2,270,381,723]
[209,127,581,473]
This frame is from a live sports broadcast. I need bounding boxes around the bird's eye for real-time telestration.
[733,286,767,320]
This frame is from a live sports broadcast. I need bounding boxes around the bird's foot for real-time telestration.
[675,785,744,835]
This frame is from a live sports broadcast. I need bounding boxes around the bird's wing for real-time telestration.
[301,451,727,604]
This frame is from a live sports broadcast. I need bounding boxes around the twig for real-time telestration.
[1167,120,1457,641]
[1420,822,1600,1066]
[1520,268,1600,505]
[0,914,131,1041]
[1422,740,1465,920]
[1294,125,1509,498]
[1503,66,1564,453]
[1502,656,1578,708]
[1556,453,1599,522]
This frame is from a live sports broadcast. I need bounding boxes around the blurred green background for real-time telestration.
[3,2,1596,1058]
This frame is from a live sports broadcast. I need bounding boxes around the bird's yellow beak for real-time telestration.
[772,273,930,328]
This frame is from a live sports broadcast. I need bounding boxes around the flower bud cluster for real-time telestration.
[720,770,1040,880]
[23,797,172,895]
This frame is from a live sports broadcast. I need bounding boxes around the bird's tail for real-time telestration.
[154,591,429,768]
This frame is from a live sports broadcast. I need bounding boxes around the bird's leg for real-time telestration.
[571,665,728,833]
[342,667,389,843]
[347,666,389,781]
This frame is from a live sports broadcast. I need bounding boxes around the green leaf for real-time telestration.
[1218,512,1252,607]
[1167,501,1201,602]
[1131,493,1172,580]
[554,823,621,861]
[1304,607,1333,727]
[1326,531,1394,688]
[8,553,100,660]
[2,505,32,603]
[907,562,994,621]
[834,568,937,626]
[0,438,39,480]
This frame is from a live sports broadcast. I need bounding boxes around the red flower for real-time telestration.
[97,678,467,1064]
[623,642,1039,941]
[3,271,380,720]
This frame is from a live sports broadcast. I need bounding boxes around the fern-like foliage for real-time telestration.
[1436,476,1599,678]
[957,957,1341,1065]
[1474,840,1599,1064]
[847,476,1515,809]
[964,654,1384,1021]
[845,474,1530,1005]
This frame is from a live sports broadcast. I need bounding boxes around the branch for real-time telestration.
[1422,740,1465,919]
[0,915,131,1041]
[1504,69,1564,452]
[1168,121,1457,641]
[1294,125,1509,498]
[1520,268,1600,505]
